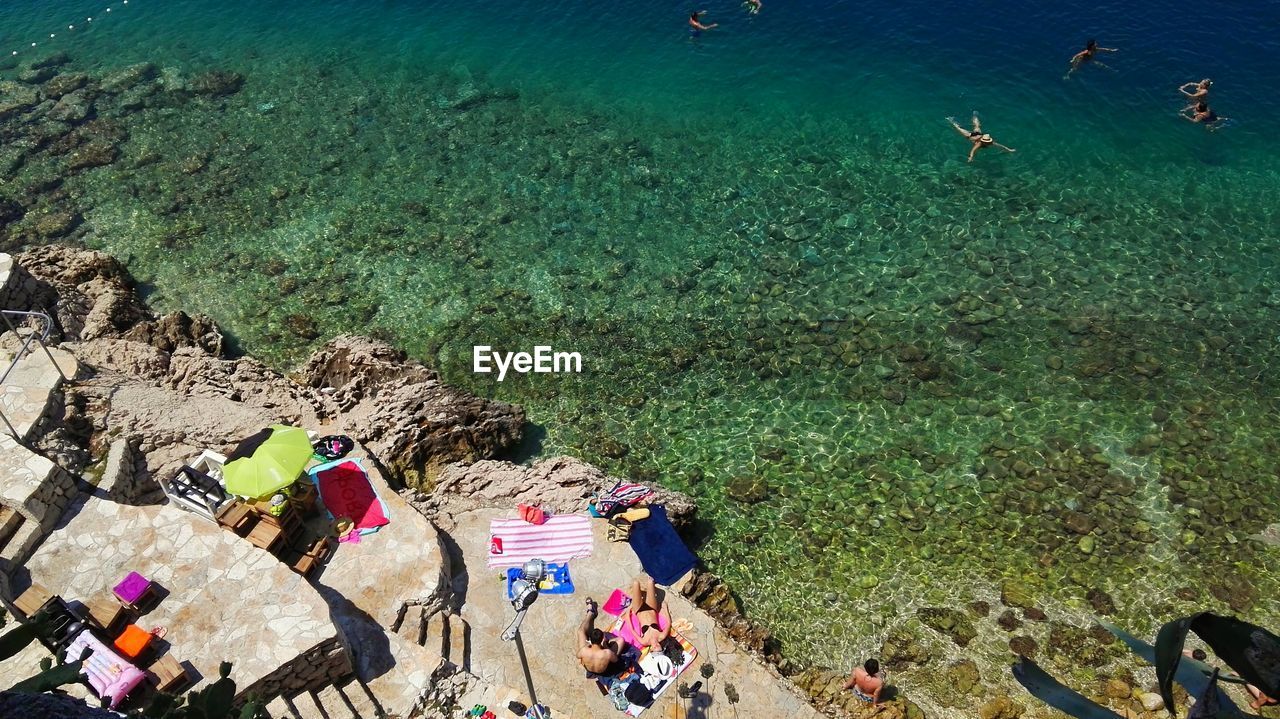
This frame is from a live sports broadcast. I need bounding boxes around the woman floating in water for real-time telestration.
[1066,39,1118,78]
[689,10,718,35]
[1182,101,1228,130]
[947,113,1016,162]
[1179,78,1213,107]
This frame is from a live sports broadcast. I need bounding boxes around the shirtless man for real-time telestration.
[620,575,672,650]
[844,658,885,705]
[689,10,718,35]
[947,112,1017,162]
[1066,39,1118,78]
[577,598,629,676]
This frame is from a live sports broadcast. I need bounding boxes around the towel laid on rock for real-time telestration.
[487,514,593,569]
[627,505,697,586]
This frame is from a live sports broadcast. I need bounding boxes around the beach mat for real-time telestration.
[607,622,698,717]
[487,514,593,569]
[310,458,389,533]
[627,505,697,586]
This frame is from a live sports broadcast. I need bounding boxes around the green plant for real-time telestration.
[1,609,82,692]
[1013,613,1280,719]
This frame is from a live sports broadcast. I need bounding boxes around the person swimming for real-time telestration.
[1179,78,1213,107]
[689,10,718,35]
[947,112,1017,162]
[1182,101,1227,129]
[1066,39,1118,77]
[744,0,763,14]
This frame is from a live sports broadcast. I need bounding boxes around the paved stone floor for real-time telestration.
[451,508,820,719]
[10,489,339,694]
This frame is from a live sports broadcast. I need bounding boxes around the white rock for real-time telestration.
[1141,693,1165,712]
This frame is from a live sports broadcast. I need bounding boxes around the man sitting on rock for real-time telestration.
[578,598,633,677]
[844,658,885,705]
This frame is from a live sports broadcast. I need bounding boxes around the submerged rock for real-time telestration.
[918,607,977,647]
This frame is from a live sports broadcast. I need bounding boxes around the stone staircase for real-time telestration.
[0,343,76,441]
[262,609,475,719]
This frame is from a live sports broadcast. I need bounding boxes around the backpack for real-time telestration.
[313,435,354,460]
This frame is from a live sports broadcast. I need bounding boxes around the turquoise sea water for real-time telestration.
[4,0,1280,707]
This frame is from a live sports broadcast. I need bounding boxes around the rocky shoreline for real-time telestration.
[1,244,915,718]
[3,244,1252,719]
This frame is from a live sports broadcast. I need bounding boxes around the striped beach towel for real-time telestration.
[487,514,594,568]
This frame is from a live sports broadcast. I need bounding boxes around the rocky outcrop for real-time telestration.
[296,335,526,489]
[415,455,696,527]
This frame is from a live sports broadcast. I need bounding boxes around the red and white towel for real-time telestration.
[487,514,594,568]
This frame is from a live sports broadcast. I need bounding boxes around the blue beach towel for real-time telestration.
[627,505,697,586]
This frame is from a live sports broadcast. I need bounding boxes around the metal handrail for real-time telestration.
[0,309,66,441]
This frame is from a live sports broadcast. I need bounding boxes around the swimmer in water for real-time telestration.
[1066,39,1118,78]
[689,10,718,35]
[1179,78,1212,109]
[1181,101,1227,130]
[947,112,1017,162]
[744,0,763,14]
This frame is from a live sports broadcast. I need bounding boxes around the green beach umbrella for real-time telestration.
[222,424,314,499]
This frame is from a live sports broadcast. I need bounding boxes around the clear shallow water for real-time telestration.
[4,0,1280,708]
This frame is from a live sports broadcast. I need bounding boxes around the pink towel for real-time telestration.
[316,460,389,532]
[611,607,671,648]
[487,514,593,568]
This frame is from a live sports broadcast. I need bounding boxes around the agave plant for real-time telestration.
[1013,612,1280,719]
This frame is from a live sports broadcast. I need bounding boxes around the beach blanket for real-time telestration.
[627,505,697,586]
[607,622,698,717]
[310,458,390,534]
[487,514,593,569]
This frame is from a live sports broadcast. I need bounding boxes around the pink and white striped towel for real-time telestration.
[487,514,594,568]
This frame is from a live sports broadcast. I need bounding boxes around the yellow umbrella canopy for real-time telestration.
[222,425,313,499]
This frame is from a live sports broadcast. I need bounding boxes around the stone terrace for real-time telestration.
[12,492,340,692]
[448,508,820,719]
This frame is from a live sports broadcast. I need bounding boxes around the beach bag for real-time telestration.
[517,503,548,525]
[313,435,354,461]
[594,480,654,518]
[607,517,633,543]
[525,704,551,719]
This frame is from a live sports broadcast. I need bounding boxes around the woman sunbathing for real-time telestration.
[621,575,672,649]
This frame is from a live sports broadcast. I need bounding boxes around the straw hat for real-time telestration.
[980,134,993,144]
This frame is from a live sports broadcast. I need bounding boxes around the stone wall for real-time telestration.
[0,435,79,534]
[0,253,43,312]
[235,636,353,704]
[96,437,159,505]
